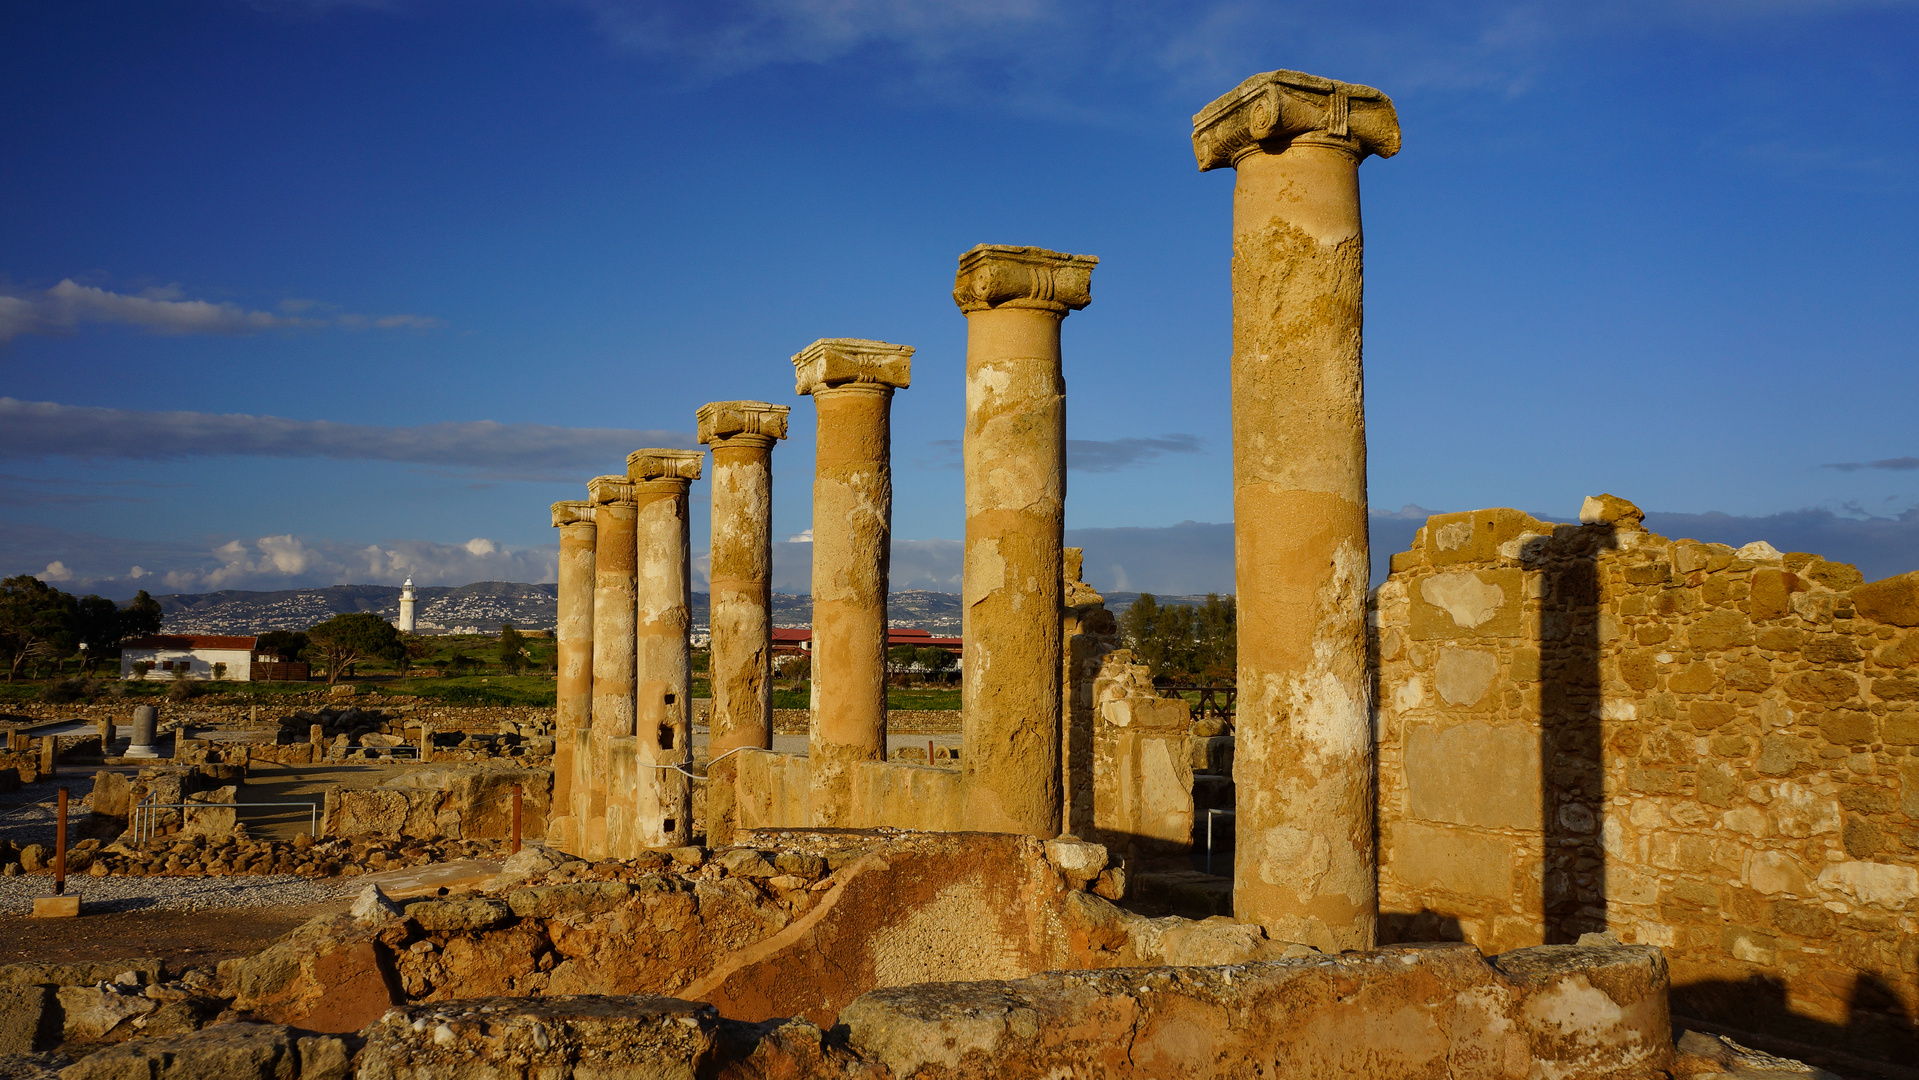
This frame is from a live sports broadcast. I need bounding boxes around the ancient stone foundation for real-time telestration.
[1374,496,1919,1064]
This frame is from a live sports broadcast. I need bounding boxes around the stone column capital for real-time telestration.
[697,401,790,448]
[586,475,636,505]
[1192,69,1401,170]
[551,500,595,528]
[626,448,704,483]
[953,245,1097,314]
[792,338,913,397]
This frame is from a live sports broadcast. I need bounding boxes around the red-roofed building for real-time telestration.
[768,627,961,657]
[120,634,260,682]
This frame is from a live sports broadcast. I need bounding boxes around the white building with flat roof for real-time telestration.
[120,635,257,681]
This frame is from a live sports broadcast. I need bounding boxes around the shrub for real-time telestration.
[42,677,97,704]
[166,679,202,702]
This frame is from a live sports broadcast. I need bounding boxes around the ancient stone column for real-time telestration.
[697,401,789,846]
[626,448,703,850]
[585,474,639,859]
[1192,69,1401,950]
[792,338,912,826]
[548,499,596,854]
[952,244,1096,837]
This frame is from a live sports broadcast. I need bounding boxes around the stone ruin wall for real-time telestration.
[1372,497,1919,1059]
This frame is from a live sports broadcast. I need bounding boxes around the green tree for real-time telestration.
[498,623,527,675]
[305,613,404,685]
[398,634,433,675]
[254,630,308,661]
[119,590,163,638]
[1119,592,1237,684]
[0,576,79,682]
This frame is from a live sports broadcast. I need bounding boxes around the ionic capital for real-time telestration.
[626,448,704,483]
[551,500,595,528]
[792,338,913,397]
[586,475,635,505]
[697,401,790,448]
[953,245,1096,314]
[1192,69,1401,171]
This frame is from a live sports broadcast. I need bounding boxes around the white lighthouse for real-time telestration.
[397,578,417,633]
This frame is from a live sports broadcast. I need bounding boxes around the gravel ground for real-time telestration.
[0,871,353,914]
[0,774,102,849]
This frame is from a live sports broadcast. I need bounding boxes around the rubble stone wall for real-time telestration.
[1373,499,1919,1061]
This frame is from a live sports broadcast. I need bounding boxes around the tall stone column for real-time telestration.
[548,500,596,855]
[952,244,1096,837]
[585,474,639,860]
[1192,69,1401,950]
[626,448,703,850]
[792,338,912,826]
[697,400,789,846]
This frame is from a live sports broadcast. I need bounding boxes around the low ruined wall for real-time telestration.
[1373,498,1919,1062]
[324,767,551,841]
[351,942,1670,1080]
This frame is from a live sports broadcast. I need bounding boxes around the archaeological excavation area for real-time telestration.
[4,67,1916,1080]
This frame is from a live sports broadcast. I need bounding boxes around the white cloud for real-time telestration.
[148,533,559,593]
[0,398,694,482]
[787,529,813,542]
[0,280,438,343]
[128,566,149,579]
[40,561,74,583]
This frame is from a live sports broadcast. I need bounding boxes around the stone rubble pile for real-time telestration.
[1,834,510,879]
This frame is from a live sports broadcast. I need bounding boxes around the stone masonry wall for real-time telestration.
[1372,496,1919,1063]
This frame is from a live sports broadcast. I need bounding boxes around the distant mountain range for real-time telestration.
[154,582,970,636]
[150,581,1209,637]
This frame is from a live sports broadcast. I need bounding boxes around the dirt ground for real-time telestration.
[0,903,331,969]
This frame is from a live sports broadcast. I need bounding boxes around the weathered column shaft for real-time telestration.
[953,244,1095,837]
[626,448,702,851]
[698,401,789,846]
[1193,69,1401,950]
[586,474,639,860]
[794,338,912,826]
[549,500,596,856]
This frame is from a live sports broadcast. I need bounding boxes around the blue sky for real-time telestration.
[2,0,1916,597]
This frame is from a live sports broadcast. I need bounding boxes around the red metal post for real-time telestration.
[54,786,68,895]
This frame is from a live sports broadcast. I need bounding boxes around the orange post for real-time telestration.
[54,787,68,895]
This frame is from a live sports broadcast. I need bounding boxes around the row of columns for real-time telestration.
[545,65,1394,952]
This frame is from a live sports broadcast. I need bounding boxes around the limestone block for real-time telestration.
[407,898,512,932]
[1042,838,1108,884]
[1688,609,1755,652]
[357,996,719,1080]
[55,983,159,1041]
[1421,508,1551,565]
[1433,648,1499,707]
[1410,569,1524,640]
[1816,860,1919,908]
[838,941,1669,1079]
[0,986,55,1053]
[1852,571,1919,627]
[849,761,964,832]
[1403,723,1541,831]
[1382,821,1514,901]
[1579,493,1645,527]
[505,881,639,919]
[734,749,810,831]
[1189,736,1233,775]
[60,1023,298,1080]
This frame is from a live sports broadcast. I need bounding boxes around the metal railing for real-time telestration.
[130,793,318,844]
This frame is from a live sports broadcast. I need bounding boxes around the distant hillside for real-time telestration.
[157,582,559,634]
[155,583,964,636]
